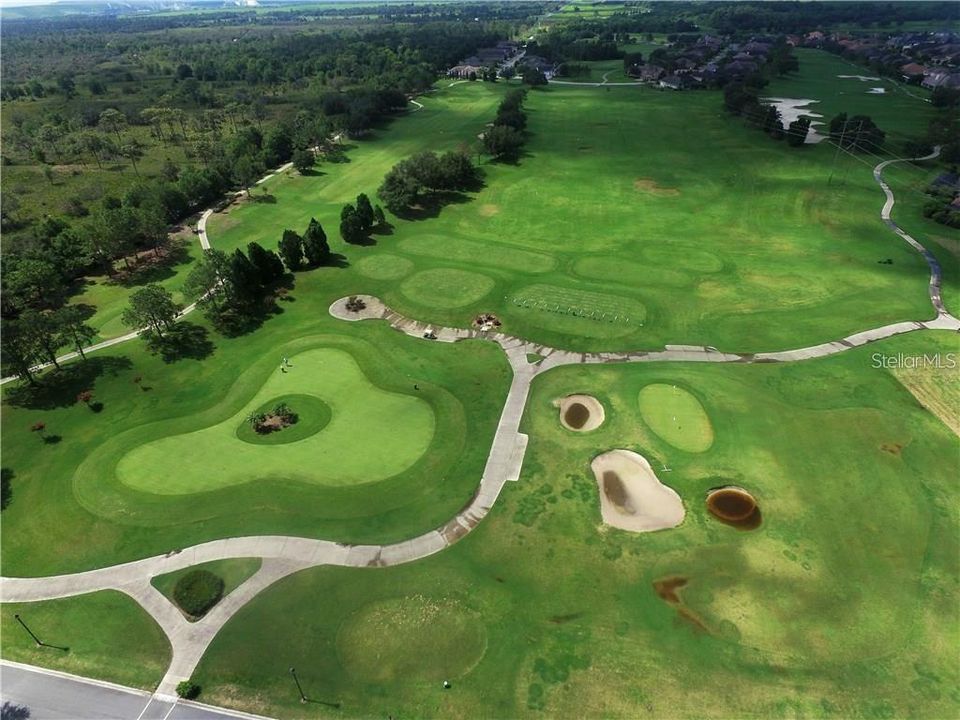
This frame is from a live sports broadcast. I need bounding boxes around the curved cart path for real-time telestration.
[2,150,957,698]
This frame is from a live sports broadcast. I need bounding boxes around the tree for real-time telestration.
[521,66,548,86]
[355,193,375,233]
[378,166,420,213]
[121,141,145,177]
[18,310,63,369]
[247,242,285,283]
[373,205,386,227]
[184,248,230,313]
[228,249,263,306]
[339,205,366,244]
[233,155,260,196]
[55,306,97,359]
[786,117,811,147]
[292,149,314,174]
[302,218,330,266]
[483,125,524,161]
[278,229,304,270]
[0,318,43,386]
[5,257,63,308]
[829,113,885,152]
[762,105,784,138]
[98,108,127,144]
[122,284,181,338]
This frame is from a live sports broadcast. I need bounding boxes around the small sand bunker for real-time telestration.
[634,178,680,197]
[557,394,605,432]
[590,450,685,533]
[706,486,762,530]
[867,87,886,94]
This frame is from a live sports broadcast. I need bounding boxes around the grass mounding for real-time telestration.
[235,394,331,445]
[336,596,486,682]
[151,558,262,622]
[637,383,714,452]
[172,569,225,619]
[400,268,496,309]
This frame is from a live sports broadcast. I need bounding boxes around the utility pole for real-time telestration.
[289,667,306,703]
[828,117,850,185]
[14,614,42,647]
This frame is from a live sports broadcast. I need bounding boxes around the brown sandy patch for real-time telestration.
[479,204,500,217]
[706,486,762,530]
[556,394,605,432]
[634,178,680,197]
[891,364,959,436]
[590,450,685,533]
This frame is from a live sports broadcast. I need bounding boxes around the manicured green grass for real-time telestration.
[208,80,936,354]
[0,591,171,690]
[113,348,434,494]
[1,319,511,575]
[766,49,934,139]
[151,558,262,619]
[636,383,713,453]
[193,332,959,719]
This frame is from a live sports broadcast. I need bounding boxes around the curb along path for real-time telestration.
[1,148,957,698]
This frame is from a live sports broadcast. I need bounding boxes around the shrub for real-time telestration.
[172,569,224,618]
[176,680,200,699]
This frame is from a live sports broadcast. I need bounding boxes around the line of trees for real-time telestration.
[483,89,529,162]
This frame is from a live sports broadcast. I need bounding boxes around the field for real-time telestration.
[209,70,942,353]
[2,40,958,720]
[191,332,959,719]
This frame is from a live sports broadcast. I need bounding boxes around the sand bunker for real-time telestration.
[591,450,685,533]
[557,394,605,432]
[761,97,826,144]
[706,486,762,530]
[479,204,500,217]
[838,74,881,82]
[867,87,886,94]
[634,178,680,196]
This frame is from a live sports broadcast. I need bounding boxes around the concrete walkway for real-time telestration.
[2,144,957,701]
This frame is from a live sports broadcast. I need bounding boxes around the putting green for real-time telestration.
[354,253,415,280]
[235,394,332,445]
[336,596,486,682]
[400,268,495,308]
[638,383,714,452]
[115,349,435,494]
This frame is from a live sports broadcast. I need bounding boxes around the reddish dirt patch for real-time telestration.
[653,576,687,604]
[880,442,903,456]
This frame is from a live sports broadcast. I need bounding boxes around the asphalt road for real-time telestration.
[0,662,271,720]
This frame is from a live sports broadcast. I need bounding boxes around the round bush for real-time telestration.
[172,570,224,618]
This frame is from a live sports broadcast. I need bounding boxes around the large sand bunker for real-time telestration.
[760,97,826,143]
[557,394,605,431]
[591,450,685,533]
[706,486,762,530]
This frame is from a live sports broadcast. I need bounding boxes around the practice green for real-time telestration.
[115,348,435,494]
[638,383,714,452]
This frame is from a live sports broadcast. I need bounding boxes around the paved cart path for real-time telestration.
[2,148,956,699]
